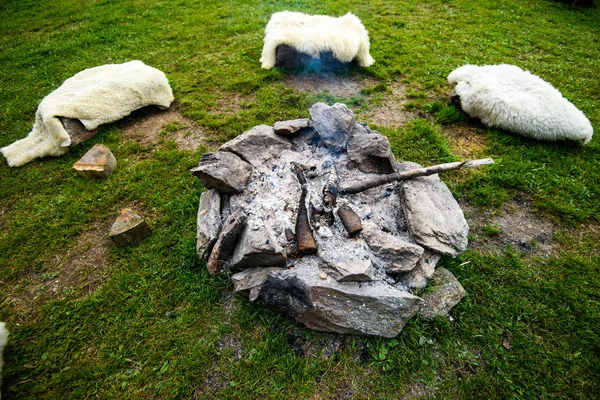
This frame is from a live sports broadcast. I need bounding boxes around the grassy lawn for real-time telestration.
[1,0,599,398]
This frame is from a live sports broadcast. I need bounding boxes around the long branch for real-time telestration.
[340,158,495,195]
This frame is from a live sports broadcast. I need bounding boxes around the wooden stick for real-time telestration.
[291,162,318,255]
[340,158,495,195]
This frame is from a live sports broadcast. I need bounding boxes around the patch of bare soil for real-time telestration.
[284,73,379,97]
[0,203,13,239]
[443,125,488,159]
[4,222,112,323]
[461,199,555,256]
[210,91,256,116]
[358,81,419,128]
[119,106,209,151]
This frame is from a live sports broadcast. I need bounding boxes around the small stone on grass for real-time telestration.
[109,208,151,247]
[73,144,117,179]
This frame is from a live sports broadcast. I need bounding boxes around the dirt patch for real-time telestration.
[4,221,112,323]
[284,73,379,97]
[0,202,14,239]
[442,125,488,159]
[119,106,209,151]
[216,332,244,363]
[358,81,419,128]
[210,91,256,116]
[461,199,555,256]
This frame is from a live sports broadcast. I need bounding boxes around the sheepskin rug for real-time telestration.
[0,322,7,394]
[260,11,374,69]
[448,64,593,144]
[1,60,174,167]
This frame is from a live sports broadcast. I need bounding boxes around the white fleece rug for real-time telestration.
[448,64,593,144]
[1,60,174,167]
[260,11,374,69]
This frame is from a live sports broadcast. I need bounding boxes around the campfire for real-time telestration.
[191,103,492,338]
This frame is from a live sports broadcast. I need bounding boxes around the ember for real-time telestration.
[191,103,491,337]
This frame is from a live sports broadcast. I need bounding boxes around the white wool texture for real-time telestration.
[0,322,7,389]
[448,64,593,144]
[1,60,174,167]
[260,11,374,69]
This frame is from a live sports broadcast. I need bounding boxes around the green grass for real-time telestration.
[1,0,599,398]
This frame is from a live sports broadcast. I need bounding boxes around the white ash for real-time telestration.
[228,132,417,285]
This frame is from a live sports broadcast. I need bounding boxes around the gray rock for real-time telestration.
[309,102,355,152]
[419,267,466,319]
[72,144,117,179]
[232,267,284,301]
[328,260,375,282]
[402,250,441,290]
[109,208,151,247]
[274,118,311,136]
[190,152,253,194]
[229,221,287,269]
[207,209,247,275]
[258,265,423,337]
[362,222,424,273]
[196,189,221,261]
[399,162,469,256]
[347,126,396,174]
[219,124,292,167]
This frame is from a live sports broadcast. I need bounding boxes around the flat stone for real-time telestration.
[190,152,253,194]
[72,144,117,179]
[207,209,247,275]
[419,267,466,319]
[309,102,355,152]
[232,267,284,301]
[257,265,423,338]
[109,208,151,247]
[274,118,312,136]
[399,162,469,256]
[196,189,222,261]
[347,125,396,174]
[219,124,292,167]
[362,222,424,273]
[402,250,441,290]
[229,221,287,269]
[59,117,98,146]
[328,260,375,282]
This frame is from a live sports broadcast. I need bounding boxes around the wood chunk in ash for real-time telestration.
[291,163,318,256]
[207,209,247,275]
[336,205,363,237]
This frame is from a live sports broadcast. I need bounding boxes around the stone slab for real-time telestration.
[399,162,469,256]
[219,124,292,167]
[229,221,287,269]
[109,208,151,247]
[73,144,117,179]
[190,152,253,194]
[196,189,222,261]
[274,118,312,136]
[309,102,355,152]
[258,265,423,337]
[419,267,466,319]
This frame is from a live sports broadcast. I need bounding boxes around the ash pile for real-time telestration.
[190,103,468,338]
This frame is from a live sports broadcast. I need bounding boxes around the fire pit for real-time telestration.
[191,103,487,337]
